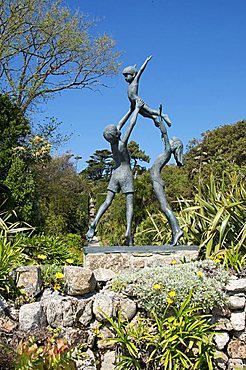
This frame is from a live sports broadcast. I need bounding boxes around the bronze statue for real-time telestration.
[122,56,172,128]
[86,98,144,246]
[150,105,183,245]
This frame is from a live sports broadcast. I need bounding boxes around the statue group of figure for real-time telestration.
[86,56,183,246]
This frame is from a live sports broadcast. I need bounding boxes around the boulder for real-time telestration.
[226,278,246,293]
[93,291,114,322]
[227,339,246,359]
[214,332,230,350]
[230,311,245,331]
[64,266,96,296]
[100,351,116,370]
[15,265,42,296]
[228,294,245,310]
[93,268,116,283]
[76,297,93,326]
[19,302,47,331]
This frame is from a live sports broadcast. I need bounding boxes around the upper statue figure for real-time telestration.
[122,56,172,128]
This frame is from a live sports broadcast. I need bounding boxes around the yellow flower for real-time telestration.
[37,254,47,260]
[197,271,204,277]
[153,283,161,290]
[65,258,74,264]
[170,260,177,265]
[168,291,176,297]
[53,283,61,290]
[215,259,221,263]
[167,298,174,304]
[55,272,64,279]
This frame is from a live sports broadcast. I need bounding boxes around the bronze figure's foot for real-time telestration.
[125,234,133,246]
[86,224,96,241]
[171,230,183,246]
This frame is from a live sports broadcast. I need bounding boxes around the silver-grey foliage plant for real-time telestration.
[110,260,230,314]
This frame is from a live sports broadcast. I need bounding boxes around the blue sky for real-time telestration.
[36,0,246,171]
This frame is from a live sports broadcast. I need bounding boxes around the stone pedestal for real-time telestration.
[83,245,199,273]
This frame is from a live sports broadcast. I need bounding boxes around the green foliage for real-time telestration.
[105,291,216,370]
[0,231,23,295]
[185,120,246,185]
[36,155,89,235]
[179,172,246,258]
[0,94,30,179]
[128,140,150,175]
[5,157,36,223]
[110,260,229,313]
[135,210,172,246]
[17,234,83,266]
[41,264,64,291]
[0,209,32,295]
[82,149,113,181]
[214,246,246,274]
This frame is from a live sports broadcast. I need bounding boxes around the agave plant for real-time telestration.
[179,172,246,258]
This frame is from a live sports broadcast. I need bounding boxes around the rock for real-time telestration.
[213,317,233,331]
[230,311,245,331]
[0,294,8,317]
[42,292,78,327]
[228,294,245,310]
[75,348,96,370]
[76,298,93,326]
[93,292,114,322]
[19,302,47,331]
[86,254,130,274]
[214,351,228,370]
[101,351,116,370]
[226,278,246,293]
[214,332,230,350]
[64,266,96,296]
[98,326,115,350]
[227,339,246,359]
[15,265,42,296]
[0,317,17,332]
[227,358,244,370]
[117,296,137,321]
[61,327,89,346]
[93,268,116,283]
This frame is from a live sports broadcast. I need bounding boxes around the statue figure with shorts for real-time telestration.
[86,98,144,246]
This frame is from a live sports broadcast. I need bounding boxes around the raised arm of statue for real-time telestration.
[122,98,144,144]
[135,55,152,82]
[117,108,132,131]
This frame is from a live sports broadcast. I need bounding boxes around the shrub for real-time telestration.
[105,290,216,370]
[110,260,229,313]
[16,234,83,266]
[179,172,246,258]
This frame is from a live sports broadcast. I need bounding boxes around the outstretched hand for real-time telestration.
[136,98,145,110]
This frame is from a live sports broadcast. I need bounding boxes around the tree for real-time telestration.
[184,120,246,185]
[82,149,113,181]
[0,0,120,112]
[128,140,150,175]
[0,94,30,179]
[36,154,88,234]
